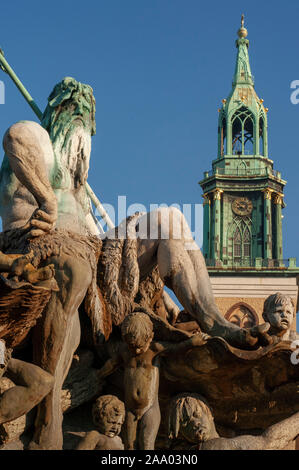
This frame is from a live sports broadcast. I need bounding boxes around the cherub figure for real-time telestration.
[262,293,297,342]
[76,395,125,450]
[97,311,209,450]
[168,393,299,450]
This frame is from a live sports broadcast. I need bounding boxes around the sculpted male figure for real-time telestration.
[0,77,269,449]
[0,77,98,449]
[0,77,98,237]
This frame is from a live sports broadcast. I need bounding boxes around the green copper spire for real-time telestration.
[199,16,288,269]
[233,14,254,87]
[217,15,268,159]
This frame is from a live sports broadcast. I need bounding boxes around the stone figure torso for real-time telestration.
[0,120,96,236]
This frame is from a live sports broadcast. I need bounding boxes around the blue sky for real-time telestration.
[0,0,298,261]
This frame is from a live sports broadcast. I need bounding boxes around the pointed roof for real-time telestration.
[233,14,254,87]
[220,15,268,138]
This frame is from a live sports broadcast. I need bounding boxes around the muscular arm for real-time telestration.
[202,411,299,450]
[3,122,57,235]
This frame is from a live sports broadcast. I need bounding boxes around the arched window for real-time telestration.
[259,116,264,156]
[225,303,258,328]
[232,219,252,262]
[232,107,254,155]
[243,227,251,257]
[220,117,226,157]
[233,227,242,260]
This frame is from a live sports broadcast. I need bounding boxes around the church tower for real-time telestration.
[199,17,298,327]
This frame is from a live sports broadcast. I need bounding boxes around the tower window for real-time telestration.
[232,107,254,155]
[220,117,227,156]
[259,116,264,156]
[233,227,242,258]
[243,227,251,257]
[233,219,252,261]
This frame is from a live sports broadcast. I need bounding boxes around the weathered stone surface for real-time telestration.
[0,349,104,444]
[61,349,104,413]
[0,377,27,444]
[160,338,299,431]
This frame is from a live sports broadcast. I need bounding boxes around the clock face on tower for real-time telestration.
[232,197,253,216]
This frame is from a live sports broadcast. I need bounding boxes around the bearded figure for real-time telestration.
[0,77,103,450]
[0,76,99,237]
[0,76,272,450]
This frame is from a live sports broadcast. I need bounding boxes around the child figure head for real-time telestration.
[262,293,295,337]
[121,312,154,355]
[92,395,125,437]
[168,393,218,444]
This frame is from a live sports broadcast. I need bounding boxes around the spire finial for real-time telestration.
[238,14,248,38]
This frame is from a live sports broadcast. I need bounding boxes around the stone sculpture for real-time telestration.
[0,75,297,451]
[0,251,55,429]
[0,78,102,449]
[262,293,297,342]
[76,395,125,450]
[167,393,299,450]
[98,311,209,450]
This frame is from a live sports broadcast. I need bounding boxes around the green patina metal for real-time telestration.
[199,17,297,272]
[41,77,96,191]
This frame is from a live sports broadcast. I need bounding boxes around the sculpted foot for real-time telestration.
[10,251,34,277]
[23,264,55,284]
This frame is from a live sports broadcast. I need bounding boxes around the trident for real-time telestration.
[0,47,115,231]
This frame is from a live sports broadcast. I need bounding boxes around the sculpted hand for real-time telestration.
[191,332,210,347]
[23,203,58,238]
[242,323,272,349]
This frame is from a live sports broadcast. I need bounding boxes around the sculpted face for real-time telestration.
[180,400,215,443]
[54,96,93,187]
[123,333,153,356]
[42,77,95,189]
[94,407,124,438]
[92,396,125,438]
[266,302,294,334]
